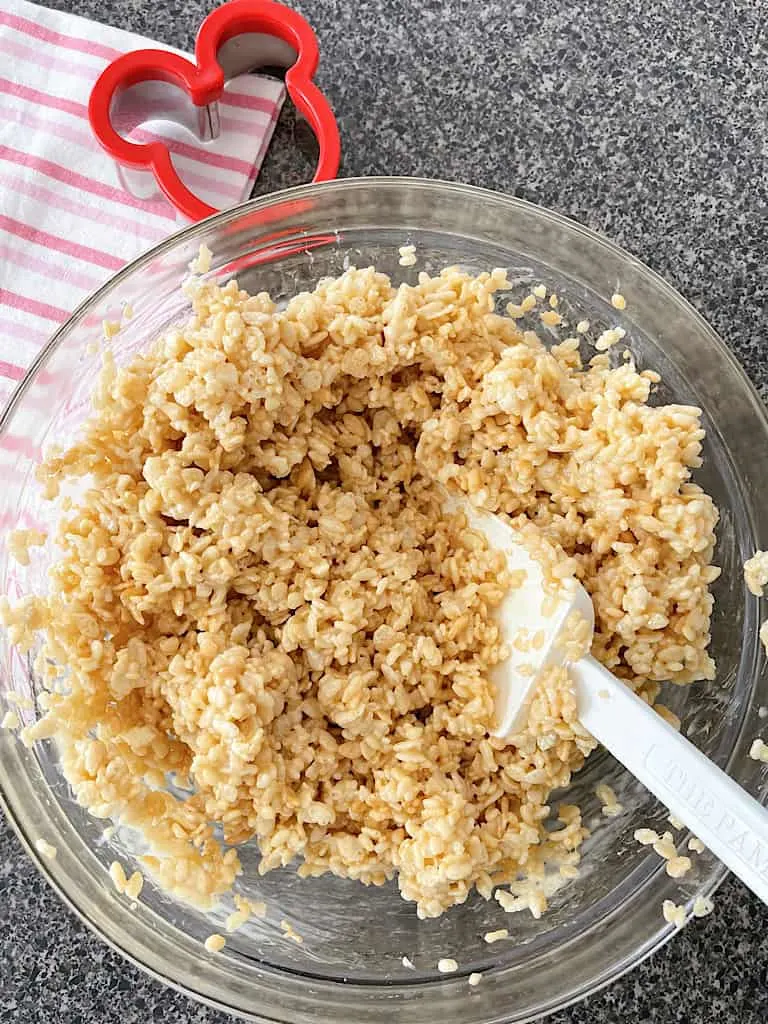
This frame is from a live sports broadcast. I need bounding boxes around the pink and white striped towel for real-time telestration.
[0,0,285,409]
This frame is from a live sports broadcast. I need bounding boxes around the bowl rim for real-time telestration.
[1,175,766,1024]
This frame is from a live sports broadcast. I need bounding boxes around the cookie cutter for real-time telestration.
[88,0,341,221]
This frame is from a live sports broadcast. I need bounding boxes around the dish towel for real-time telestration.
[0,0,285,409]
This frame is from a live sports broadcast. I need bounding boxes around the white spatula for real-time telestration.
[461,501,768,906]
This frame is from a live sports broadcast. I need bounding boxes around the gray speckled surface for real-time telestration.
[2,0,768,1021]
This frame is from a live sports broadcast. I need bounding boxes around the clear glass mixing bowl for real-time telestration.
[1,178,767,1024]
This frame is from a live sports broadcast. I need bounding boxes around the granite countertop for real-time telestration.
[2,0,767,1021]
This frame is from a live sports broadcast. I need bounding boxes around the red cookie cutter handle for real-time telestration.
[89,0,340,222]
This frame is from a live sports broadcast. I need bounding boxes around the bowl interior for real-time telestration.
[1,179,767,1024]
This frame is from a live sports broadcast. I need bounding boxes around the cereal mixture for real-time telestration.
[1,263,720,919]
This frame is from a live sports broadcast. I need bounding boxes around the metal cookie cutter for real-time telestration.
[88,0,341,221]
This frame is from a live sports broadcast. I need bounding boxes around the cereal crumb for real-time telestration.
[595,327,626,352]
[758,705,768,719]
[667,814,684,830]
[744,550,768,596]
[102,320,121,340]
[8,528,46,567]
[520,293,537,312]
[189,243,212,275]
[692,895,714,918]
[124,870,144,900]
[35,838,57,859]
[204,933,226,953]
[611,292,627,310]
[575,319,590,333]
[398,244,417,267]
[225,909,250,933]
[595,782,623,817]
[402,956,415,969]
[109,861,127,894]
[549,294,559,308]
[7,692,34,709]
[749,738,768,763]
[469,972,482,986]
[280,920,303,944]
[1,710,20,730]
[665,855,692,878]
[652,831,677,861]
[662,899,686,928]
[533,284,547,299]
[437,958,458,974]
[123,303,134,320]
[540,310,562,327]
[688,836,705,854]
[484,928,509,943]
[655,704,682,731]
[634,828,660,846]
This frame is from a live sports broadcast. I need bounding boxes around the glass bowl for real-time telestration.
[1,178,767,1024]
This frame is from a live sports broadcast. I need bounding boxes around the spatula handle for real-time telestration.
[573,654,768,906]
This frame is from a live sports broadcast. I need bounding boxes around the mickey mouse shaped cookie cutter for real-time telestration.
[88,0,341,221]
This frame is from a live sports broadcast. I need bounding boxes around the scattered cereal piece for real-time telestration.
[398,244,417,267]
[102,320,121,340]
[688,836,705,854]
[634,828,659,846]
[662,899,686,928]
[7,529,47,567]
[667,814,684,830]
[611,292,627,310]
[520,293,537,312]
[744,550,768,596]
[665,855,692,879]
[280,920,303,944]
[35,838,57,860]
[469,972,482,986]
[484,928,509,943]
[595,782,623,817]
[437,958,458,974]
[402,956,415,969]
[505,302,525,319]
[749,738,768,763]
[540,310,562,327]
[109,860,127,894]
[189,243,212,274]
[692,895,714,918]
[123,303,134,320]
[595,327,627,352]
[652,831,677,860]
[575,319,590,333]
[226,909,250,933]
[758,705,768,719]
[124,871,144,900]
[204,933,226,953]
[1,710,20,730]
[559,863,580,879]
[533,284,547,299]
[655,704,682,731]
[548,294,559,308]
[7,692,34,709]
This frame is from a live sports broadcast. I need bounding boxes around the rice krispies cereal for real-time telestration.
[1,265,719,918]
